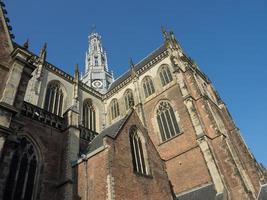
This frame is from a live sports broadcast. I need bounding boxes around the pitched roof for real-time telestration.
[107,43,167,91]
[176,183,216,200]
[257,183,267,200]
[85,109,134,154]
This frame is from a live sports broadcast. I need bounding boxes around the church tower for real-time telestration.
[81,30,113,93]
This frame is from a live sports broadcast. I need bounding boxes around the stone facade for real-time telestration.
[0,2,266,200]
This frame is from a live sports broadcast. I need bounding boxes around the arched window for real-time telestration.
[94,56,98,66]
[44,81,64,116]
[129,127,148,175]
[159,65,173,86]
[83,99,96,131]
[110,99,120,120]
[4,137,39,200]
[142,76,155,98]
[124,89,135,110]
[156,101,180,142]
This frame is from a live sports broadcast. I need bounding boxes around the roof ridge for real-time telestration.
[107,43,167,93]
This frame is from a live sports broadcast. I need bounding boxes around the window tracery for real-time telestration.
[124,89,135,110]
[142,76,155,98]
[83,99,96,131]
[3,137,39,200]
[110,99,120,120]
[129,127,149,175]
[159,65,173,86]
[156,101,180,141]
[44,82,64,116]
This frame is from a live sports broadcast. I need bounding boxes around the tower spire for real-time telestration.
[81,30,114,93]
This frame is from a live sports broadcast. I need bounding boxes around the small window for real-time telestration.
[142,76,155,98]
[159,65,173,86]
[129,126,149,175]
[156,101,180,142]
[124,89,135,110]
[110,99,120,120]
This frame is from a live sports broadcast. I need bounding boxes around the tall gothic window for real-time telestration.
[110,99,120,120]
[142,76,155,98]
[159,65,173,86]
[83,99,96,131]
[4,137,39,200]
[156,101,180,142]
[129,126,149,175]
[124,89,135,111]
[44,81,64,116]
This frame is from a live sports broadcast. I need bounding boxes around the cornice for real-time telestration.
[104,49,169,99]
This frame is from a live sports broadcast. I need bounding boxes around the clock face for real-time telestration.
[92,80,103,88]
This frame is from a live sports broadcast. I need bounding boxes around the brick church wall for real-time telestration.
[75,149,109,200]
[15,116,65,200]
[143,83,212,194]
[110,112,173,200]
[75,111,173,200]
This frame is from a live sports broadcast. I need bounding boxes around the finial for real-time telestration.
[39,42,47,61]
[74,63,79,80]
[75,63,79,73]
[23,39,29,49]
[161,26,168,40]
[130,58,137,78]
[129,58,135,69]
[43,42,47,51]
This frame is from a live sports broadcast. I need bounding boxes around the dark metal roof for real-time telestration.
[257,184,267,200]
[107,43,167,91]
[176,183,217,200]
[85,110,133,154]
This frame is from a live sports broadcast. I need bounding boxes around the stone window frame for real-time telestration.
[154,100,182,143]
[43,80,66,116]
[158,64,173,87]
[109,98,120,120]
[124,89,135,111]
[129,126,151,176]
[82,98,96,131]
[3,135,42,200]
[142,76,155,98]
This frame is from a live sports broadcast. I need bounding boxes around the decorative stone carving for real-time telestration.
[21,101,65,129]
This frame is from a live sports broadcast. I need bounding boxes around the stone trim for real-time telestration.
[73,146,107,166]
[184,97,225,195]
[104,50,169,99]
[21,101,65,130]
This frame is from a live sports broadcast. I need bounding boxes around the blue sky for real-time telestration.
[5,0,267,166]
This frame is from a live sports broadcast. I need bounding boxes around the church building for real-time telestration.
[0,2,266,200]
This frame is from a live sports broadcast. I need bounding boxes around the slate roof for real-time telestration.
[176,183,217,200]
[85,109,133,154]
[257,184,267,200]
[107,43,167,91]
